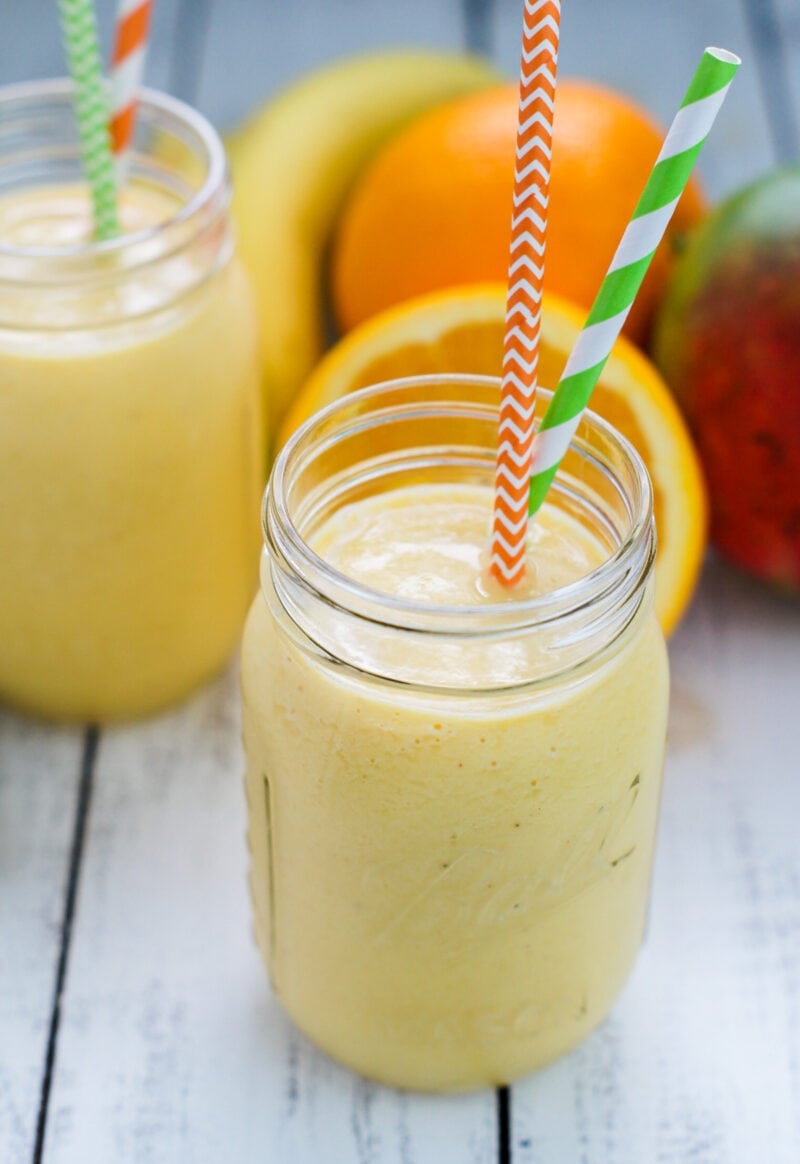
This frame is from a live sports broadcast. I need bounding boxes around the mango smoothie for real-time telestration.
[242,379,669,1091]
[0,84,263,721]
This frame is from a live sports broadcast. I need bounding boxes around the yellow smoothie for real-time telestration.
[242,482,668,1091]
[0,183,263,720]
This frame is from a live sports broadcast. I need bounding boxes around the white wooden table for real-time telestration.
[2,2,800,1161]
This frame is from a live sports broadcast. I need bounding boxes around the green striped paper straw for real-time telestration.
[528,46,740,516]
[59,0,120,240]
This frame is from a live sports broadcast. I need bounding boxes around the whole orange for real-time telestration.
[332,81,707,344]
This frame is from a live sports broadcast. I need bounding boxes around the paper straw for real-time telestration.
[58,0,120,240]
[110,0,154,172]
[490,0,561,586]
[528,46,740,517]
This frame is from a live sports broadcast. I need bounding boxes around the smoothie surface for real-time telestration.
[311,482,607,606]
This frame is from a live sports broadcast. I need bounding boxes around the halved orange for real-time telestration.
[279,284,708,635]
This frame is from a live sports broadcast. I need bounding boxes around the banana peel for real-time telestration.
[227,50,499,446]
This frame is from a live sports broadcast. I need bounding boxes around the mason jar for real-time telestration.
[0,80,263,721]
[241,375,668,1091]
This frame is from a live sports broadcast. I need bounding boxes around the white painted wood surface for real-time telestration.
[10,560,800,1164]
[0,719,82,1164]
[37,672,497,1164]
[513,557,800,1163]
[2,1,800,1161]
[746,0,800,164]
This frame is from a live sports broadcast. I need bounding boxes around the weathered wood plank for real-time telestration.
[166,0,214,106]
[463,0,494,56]
[773,0,800,146]
[742,0,800,164]
[492,0,773,197]
[0,716,83,1164]
[511,557,800,1163]
[192,0,469,132]
[41,669,498,1164]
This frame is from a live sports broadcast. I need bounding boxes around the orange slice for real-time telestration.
[280,284,707,635]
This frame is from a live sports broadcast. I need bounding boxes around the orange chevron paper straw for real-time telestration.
[110,0,153,167]
[490,0,561,586]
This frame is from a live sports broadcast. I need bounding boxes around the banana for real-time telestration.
[228,50,498,444]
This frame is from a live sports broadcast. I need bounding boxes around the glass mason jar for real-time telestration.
[0,80,264,721]
[241,375,669,1092]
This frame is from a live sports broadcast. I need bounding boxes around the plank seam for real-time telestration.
[168,0,214,105]
[741,0,800,162]
[32,726,99,1164]
[462,0,496,56]
[498,1085,511,1164]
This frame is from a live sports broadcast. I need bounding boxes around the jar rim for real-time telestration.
[267,374,655,639]
[0,78,227,263]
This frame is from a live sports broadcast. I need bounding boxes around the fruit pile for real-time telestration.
[227,51,497,433]
[230,49,799,628]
